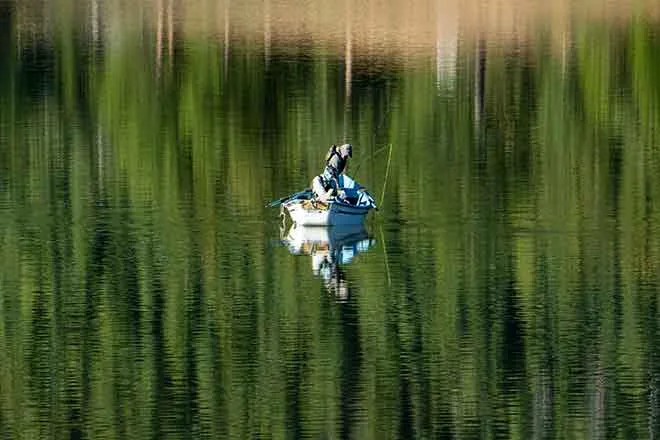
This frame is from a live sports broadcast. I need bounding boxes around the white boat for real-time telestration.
[281,175,377,226]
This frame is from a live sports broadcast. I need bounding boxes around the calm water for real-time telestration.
[1,1,660,438]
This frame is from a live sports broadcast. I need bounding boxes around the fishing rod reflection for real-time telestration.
[281,223,376,301]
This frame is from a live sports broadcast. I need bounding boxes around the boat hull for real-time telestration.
[284,200,372,226]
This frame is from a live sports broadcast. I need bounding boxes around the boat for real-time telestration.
[277,175,377,226]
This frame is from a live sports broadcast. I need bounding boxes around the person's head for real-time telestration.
[339,143,352,159]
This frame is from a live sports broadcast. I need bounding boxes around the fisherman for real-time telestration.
[312,143,353,202]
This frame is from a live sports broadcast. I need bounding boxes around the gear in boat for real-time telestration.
[281,175,377,226]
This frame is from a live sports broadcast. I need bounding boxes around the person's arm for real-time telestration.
[327,155,342,188]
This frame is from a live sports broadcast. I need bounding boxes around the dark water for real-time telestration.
[1,3,660,438]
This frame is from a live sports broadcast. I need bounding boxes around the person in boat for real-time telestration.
[311,143,353,202]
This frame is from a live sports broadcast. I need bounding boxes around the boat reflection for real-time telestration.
[281,224,376,301]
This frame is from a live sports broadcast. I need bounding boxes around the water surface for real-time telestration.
[1,2,660,438]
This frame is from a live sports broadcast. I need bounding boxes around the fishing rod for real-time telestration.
[350,94,394,177]
[265,188,311,208]
[350,143,389,177]
[268,88,393,208]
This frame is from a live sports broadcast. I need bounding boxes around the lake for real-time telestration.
[1,1,659,438]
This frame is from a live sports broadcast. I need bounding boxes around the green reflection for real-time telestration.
[1,9,660,440]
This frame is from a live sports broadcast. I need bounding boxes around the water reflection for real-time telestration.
[4,1,660,438]
[281,224,376,301]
